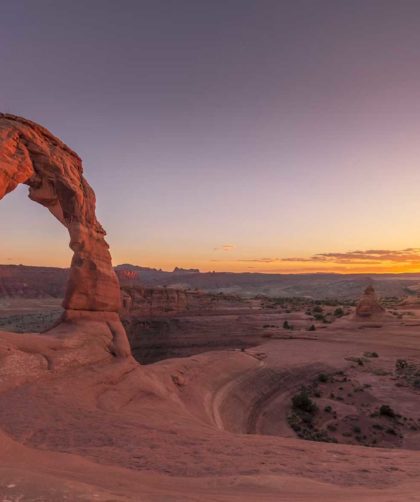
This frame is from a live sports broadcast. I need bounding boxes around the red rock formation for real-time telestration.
[0,113,119,312]
[120,286,189,316]
[120,285,247,317]
[355,285,385,319]
[0,114,130,357]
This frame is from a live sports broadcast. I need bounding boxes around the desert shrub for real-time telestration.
[292,391,317,414]
[313,305,323,313]
[324,405,332,413]
[318,373,329,383]
[308,324,316,331]
[334,307,344,317]
[396,359,408,371]
[364,351,378,358]
[287,413,301,432]
[379,405,396,418]
[283,320,291,329]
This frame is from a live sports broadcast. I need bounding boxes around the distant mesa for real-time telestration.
[173,267,200,274]
[355,285,385,319]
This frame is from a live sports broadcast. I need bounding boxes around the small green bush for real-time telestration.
[318,373,329,383]
[379,404,396,418]
[396,359,408,371]
[292,391,317,414]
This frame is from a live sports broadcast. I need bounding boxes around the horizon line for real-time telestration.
[2,262,420,277]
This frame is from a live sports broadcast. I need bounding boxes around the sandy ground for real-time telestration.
[1,309,420,500]
[0,298,62,332]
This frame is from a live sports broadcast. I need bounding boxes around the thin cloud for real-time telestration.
[226,248,420,266]
[283,248,420,265]
[213,244,236,252]
[237,257,281,263]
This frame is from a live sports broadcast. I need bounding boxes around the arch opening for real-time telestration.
[0,185,70,333]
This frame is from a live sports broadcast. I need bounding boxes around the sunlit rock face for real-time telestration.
[0,113,120,312]
[355,285,385,319]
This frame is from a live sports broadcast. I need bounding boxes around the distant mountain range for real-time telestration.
[2,263,420,301]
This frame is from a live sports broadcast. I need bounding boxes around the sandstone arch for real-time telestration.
[0,113,130,357]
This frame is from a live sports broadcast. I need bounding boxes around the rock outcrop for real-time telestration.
[121,286,189,316]
[0,114,130,357]
[120,285,246,317]
[0,113,119,312]
[355,285,385,319]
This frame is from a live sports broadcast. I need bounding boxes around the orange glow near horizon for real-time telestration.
[3,253,420,275]
[3,176,420,275]
[4,244,420,275]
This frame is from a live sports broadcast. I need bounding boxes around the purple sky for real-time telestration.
[2,0,420,272]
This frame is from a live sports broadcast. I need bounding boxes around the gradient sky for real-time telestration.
[2,0,420,273]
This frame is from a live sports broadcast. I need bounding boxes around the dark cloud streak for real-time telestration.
[226,248,420,266]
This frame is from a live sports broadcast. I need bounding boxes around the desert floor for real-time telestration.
[1,307,420,500]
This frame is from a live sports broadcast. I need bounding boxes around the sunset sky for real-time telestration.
[2,0,420,273]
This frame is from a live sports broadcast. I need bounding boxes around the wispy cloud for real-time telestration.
[235,248,420,266]
[213,244,236,252]
[236,257,281,263]
[281,248,420,265]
